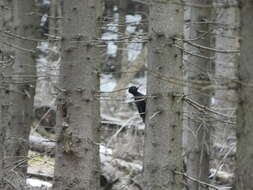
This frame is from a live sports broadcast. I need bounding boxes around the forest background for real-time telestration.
[0,0,251,190]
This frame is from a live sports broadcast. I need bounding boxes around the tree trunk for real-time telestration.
[211,0,239,172]
[5,0,39,179]
[235,0,253,189]
[113,0,128,78]
[0,0,6,186]
[49,0,63,38]
[143,0,184,190]
[184,1,212,189]
[0,1,15,188]
[52,0,102,189]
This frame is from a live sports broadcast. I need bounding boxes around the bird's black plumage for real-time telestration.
[128,86,146,123]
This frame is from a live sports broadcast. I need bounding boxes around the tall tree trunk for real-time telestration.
[113,0,128,78]
[184,1,212,189]
[235,0,253,189]
[52,0,102,189]
[0,1,14,188]
[211,0,239,171]
[5,0,39,179]
[0,0,6,186]
[49,0,63,38]
[143,0,184,190]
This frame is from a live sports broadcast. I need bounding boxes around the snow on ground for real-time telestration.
[37,42,49,54]
[100,74,117,92]
[27,178,52,188]
[126,14,142,24]
[126,14,142,33]
[41,0,50,5]
[40,14,48,26]
[100,145,113,163]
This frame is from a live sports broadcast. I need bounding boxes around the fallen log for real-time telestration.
[29,135,55,155]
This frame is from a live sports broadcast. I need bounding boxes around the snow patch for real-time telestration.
[126,14,142,24]
[27,178,52,187]
[100,75,117,92]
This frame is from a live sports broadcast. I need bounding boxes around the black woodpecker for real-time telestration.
[128,86,146,123]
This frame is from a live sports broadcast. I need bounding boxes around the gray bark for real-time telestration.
[0,1,15,188]
[113,0,128,78]
[0,0,6,187]
[184,1,212,189]
[49,0,63,38]
[5,0,39,179]
[52,0,102,189]
[235,0,253,189]
[143,0,184,190]
[211,0,239,172]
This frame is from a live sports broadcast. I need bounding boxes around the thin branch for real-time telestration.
[183,40,239,54]
[174,170,220,190]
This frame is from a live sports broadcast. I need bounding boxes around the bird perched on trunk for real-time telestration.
[128,86,146,123]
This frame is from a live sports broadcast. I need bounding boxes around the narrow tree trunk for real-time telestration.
[143,0,184,190]
[5,0,39,178]
[235,1,253,189]
[52,0,102,189]
[49,0,63,39]
[211,0,239,171]
[113,0,128,78]
[0,1,15,188]
[0,1,6,186]
[184,1,212,189]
